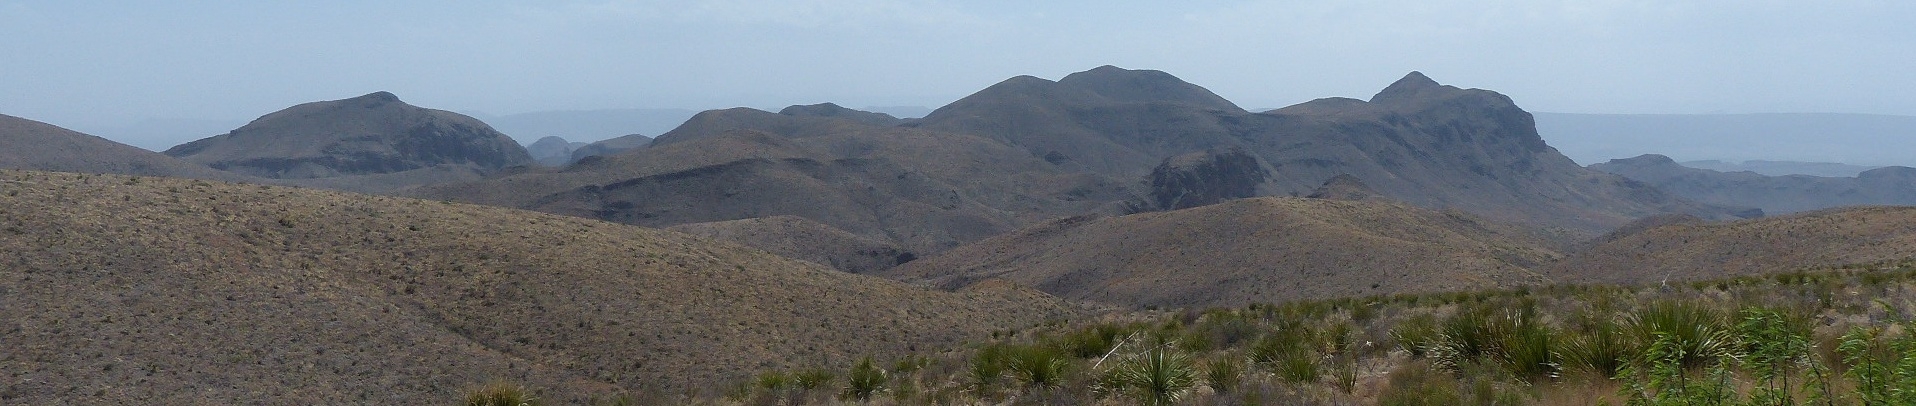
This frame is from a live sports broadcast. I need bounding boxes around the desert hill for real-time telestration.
[0,113,249,182]
[525,136,586,166]
[883,194,1559,308]
[0,169,1079,404]
[1548,205,1916,285]
[164,91,533,180]
[913,67,1742,233]
[1592,154,1916,214]
[412,108,1138,261]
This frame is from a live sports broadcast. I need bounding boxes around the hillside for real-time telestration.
[164,91,533,179]
[1549,205,1916,285]
[1592,154,1916,214]
[412,108,1138,261]
[884,195,1560,308]
[915,67,1742,233]
[0,113,249,182]
[0,169,1080,404]
[666,215,912,275]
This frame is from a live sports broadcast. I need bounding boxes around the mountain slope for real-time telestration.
[413,109,1138,260]
[165,92,533,179]
[0,113,248,181]
[914,67,1741,233]
[1592,154,1916,214]
[0,169,1079,404]
[884,195,1559,308]
[1549,206,1916,285]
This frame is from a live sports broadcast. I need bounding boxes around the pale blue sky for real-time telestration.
[3,1,1912,139]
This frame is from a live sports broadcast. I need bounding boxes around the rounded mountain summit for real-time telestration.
[164,91,532,179]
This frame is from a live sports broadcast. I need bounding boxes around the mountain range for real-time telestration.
[4,65,1916,403]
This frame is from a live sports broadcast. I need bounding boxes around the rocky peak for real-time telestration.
[1369,71,1447,105]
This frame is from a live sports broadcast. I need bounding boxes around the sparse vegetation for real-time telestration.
[694,260,1916,405]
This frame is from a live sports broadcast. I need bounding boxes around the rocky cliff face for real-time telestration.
[165,92,533,179]
[1143,147,1269,211]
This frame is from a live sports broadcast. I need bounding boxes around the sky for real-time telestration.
[2,1,1913,147]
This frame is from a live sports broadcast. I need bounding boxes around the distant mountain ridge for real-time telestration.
[1592,154,1916,214]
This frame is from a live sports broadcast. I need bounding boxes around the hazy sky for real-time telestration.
[3,1,1913,134]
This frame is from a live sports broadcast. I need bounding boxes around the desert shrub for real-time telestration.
[464,381,541,406]
[1735,307,1815,404]
[1617,331,1738,405]
[1250,322,1320,384]
[1391,313,1441,357]
[1059,323,1130,358]
[1376,361,1462,406]
[792,369,835,391]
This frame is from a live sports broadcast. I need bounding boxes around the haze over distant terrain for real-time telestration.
[1535,113,1916,169]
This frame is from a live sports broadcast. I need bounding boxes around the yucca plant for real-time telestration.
[842,356,887,401]
[1006,345,1071,389]
[1202,355,1243,394]
[1103,345,1197,406]
[1562,316,1631,378]
[1628,300,1735,370]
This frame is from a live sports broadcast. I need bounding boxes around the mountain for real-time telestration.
[410,109,1138,261]
[165,91,533,179]
[0,113,249,181]
[778,103,904,126]
[882,195,1559,308]
[911,65,1248,176]
[1592,154,1916,214]
[0,169,1079,404]
[666,215,912,274]
[1549,206,1916,285]
[915,67,1742,233]
[525,136,585,166]
[1532,112,1916,168]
